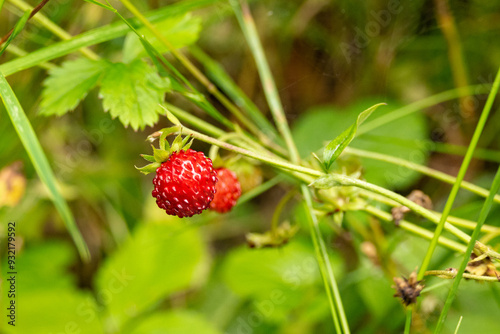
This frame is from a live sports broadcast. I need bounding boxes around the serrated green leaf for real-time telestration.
[123,13,202,63]
[39,58,109,116]
[309,174,342,189]
[0,11,30,57]
[100,59,171,130]
[322,103,386,171]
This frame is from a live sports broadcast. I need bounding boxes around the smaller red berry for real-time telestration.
[210,168,241,213]
[152,149,217,218]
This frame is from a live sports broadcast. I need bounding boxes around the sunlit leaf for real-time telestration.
[39,58,109,116]
[99,59,171,130]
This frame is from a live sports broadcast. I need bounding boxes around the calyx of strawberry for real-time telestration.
[135,125,193,175]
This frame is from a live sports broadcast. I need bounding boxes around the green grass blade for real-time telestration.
[434,68,500,333]
[358,84,492,136]
[418,66,500,282]
[230,0,300,163]
[0,72,90,261]
[0,10,30,57]
[301,185,346,334]
[435,164,500,333]
[0,0,220,76]
[189,45,280,142]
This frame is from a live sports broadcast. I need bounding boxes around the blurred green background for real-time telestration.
[1,0,500,333]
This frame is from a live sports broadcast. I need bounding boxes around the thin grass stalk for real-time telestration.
[434,164,500,332]
[404,307,413,334]
[0,0,219,76]
[189,45,281,144]
[358,84,491,135]
[301,185,348,334]
[344,147,500,204]
[364,206,467,253]
[7,0,99,59]
[116,0,270,142]
[418,67,500,281]
[231,0,300,164]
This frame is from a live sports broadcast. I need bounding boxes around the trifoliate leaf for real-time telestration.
[99,59,171,130]
[123,13,202,63]
[39,59,109,116]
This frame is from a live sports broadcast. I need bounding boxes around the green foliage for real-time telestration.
[127,310,222,334]
[222,241,322,298]
[96,220,208,330]
[40,59,109,116]
[2,0,500,333]
[39,58,171,130]
[1,241,101,334]
[293,99,429,189]
[100,60,171,130]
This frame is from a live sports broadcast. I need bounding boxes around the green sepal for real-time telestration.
[135,162,161,175]
[140,154,156,163]
[153,146,170,163]
[183,137,194,151]
[171,132,184,152]
[159,129,171,151]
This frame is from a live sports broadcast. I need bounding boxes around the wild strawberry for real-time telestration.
[137,128,217,218]
[210,168,241,213]
[152,149,217,218]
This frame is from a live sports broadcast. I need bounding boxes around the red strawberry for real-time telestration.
[210,168,241,213]
[152,149,217,218]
